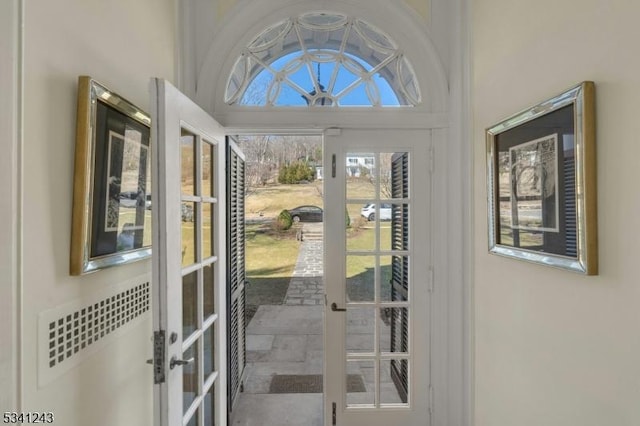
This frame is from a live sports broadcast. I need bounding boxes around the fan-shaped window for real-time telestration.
[225,12,421,107]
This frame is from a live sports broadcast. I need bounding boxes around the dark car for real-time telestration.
[286,205,323,222]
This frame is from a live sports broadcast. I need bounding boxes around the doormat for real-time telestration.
[269,374,366,394]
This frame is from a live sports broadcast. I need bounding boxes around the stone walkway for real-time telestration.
[231,223,325,426]
[284,234,324,305]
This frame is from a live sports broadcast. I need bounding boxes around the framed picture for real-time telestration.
[486,81,597,274]
[70,76,152,275]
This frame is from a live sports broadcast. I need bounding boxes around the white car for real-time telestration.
[360,203,392,221]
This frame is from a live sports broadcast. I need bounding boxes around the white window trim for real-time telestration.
[0,0,23,412]
[194,0,448,124]
[225,12,421,107]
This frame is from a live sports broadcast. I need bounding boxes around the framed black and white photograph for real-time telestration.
[70,76,152,275]
[486,81,598,274]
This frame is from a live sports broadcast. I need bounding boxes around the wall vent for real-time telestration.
[38,275,150,387]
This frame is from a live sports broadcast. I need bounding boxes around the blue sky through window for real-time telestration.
[240,50,400,106]
[225,13,421,106]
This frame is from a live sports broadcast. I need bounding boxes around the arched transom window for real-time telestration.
[225,11,422,107]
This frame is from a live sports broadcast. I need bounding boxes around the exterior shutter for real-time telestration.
[564,152,577,257]
[227,137,246,413]
[390,152,409,403]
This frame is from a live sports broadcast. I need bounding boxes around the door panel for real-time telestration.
[226,137,246,414]
[151,78,227,426]
[324,129,431,426]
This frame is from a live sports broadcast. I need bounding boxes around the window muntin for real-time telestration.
[225,12,421,107]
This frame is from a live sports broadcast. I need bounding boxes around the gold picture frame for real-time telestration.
[486,81,598,274]
[70,76,152,275]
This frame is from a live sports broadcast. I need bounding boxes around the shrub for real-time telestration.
[276,209,293,230]
[277,161,315,184]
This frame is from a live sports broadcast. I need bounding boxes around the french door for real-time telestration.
[151,78,230,426]
[324,129,432,426]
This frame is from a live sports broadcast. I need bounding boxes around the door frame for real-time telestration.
[222,125,468,426]
[179,0,473,422]
[0,0,23,413]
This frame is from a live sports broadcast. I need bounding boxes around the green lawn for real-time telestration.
[245,177,378,221]
[241,178,398,319]
[246,182,323,218]
[345,225,393,302]
[245,222,300,323]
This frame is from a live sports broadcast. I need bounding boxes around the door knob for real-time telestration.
[170,356,195,369]
[331,302,346,312]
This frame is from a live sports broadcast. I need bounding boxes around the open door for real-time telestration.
[324,129,432,426]
[151,78,229,426]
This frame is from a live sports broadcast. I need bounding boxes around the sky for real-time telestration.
[241,50,400,107]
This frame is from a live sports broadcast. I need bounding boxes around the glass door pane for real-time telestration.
[151,78,227,426]
[323,129,430,426]
[181,128,220,426]
[344,151,411,409]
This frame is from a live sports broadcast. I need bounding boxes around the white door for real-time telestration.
[151,78,228,426]
[324,129,432,426]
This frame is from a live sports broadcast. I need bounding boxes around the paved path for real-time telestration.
[232,223,325,425]
[284,223,324,305]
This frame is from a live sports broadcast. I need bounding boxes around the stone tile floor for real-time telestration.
[231,224,325,426]
[230,305,324,426]
[230,223,403,425]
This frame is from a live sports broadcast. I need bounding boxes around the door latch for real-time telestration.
[151,330,166,384]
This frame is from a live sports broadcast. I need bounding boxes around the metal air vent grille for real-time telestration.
[38,276,150,386]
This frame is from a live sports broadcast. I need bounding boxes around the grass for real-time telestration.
[346,177,377,218]
[345,225,394,302]
[246,182,323,218]
[245,222,300,323]
[175,177,395,321]
[246,223,300,276]
[245,177,378,222]
[244,177,395,308]
[243,221,394,315]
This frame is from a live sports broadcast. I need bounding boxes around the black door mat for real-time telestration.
[269,374,366,394]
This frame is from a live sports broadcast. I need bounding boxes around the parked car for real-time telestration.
[286,205,323,222]
[360,203,392,221]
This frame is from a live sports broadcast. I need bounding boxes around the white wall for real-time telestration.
[20,0,175,424]
[473,1,640,425]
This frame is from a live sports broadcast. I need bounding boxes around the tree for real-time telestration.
[238,135,276,194]
[237,135,321,191]
[277,161,315,184]
[378,153,393,199]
